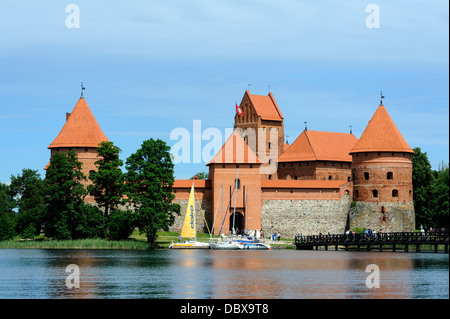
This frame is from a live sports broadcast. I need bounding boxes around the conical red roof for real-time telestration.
[48,98,108,149]
[207,130,261,165]
[350,104,413,154]
[278,130,357,162]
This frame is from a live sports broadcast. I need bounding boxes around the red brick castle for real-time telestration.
[46,90,415,237]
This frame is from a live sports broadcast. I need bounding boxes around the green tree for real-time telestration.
[429,166,449,228]
[190,171,208,180]
[9,169,46,238]
[125,139,180,247]
[0,182,16,240]
[44,150,88,239]
[411,147,434,228]
[107,209,134,240]
[88,141,125,218]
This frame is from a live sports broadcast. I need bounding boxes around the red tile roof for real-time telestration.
[48,98,108,149]
[350,104,413,154]
[173,179,211,188]
[261,180,348,189]
[278,130,358,162]
[207,130,261,165]
[246,91,283,121]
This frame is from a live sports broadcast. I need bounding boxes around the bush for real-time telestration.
[74,204,106,239]
[352,227,366,234]
[0,211,16,240]
[107,209,134,240]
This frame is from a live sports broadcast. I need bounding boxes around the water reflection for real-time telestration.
[0,249,447,299]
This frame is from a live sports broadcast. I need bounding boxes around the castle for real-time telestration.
[46,90,416,237]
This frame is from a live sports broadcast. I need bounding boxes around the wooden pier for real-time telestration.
[294,231,449,253]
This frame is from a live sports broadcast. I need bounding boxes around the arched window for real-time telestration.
[372,189,378,198]
[328,175,332,180]
[364,172,369,180]
[387,172,393,180]
[392,189,398,197]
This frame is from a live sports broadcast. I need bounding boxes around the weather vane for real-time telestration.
[81,82,85,98]
[304,121,308,131]
[349,125,353,134]
[380,91,385,105]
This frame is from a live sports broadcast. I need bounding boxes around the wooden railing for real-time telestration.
[294,231,449,253]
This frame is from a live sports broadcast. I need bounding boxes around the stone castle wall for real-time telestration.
[261,195,353,238]
[169,199,212,234]
[349,201,415,232]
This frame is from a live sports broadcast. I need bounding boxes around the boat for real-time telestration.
[170,241,211,249]
[210,240,243,250]
[241,242,272,250]
[169,184,210,249]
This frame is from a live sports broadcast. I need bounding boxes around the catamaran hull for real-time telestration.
[210,242,242,250]
[242,243,271,250]
[169,242,211,249]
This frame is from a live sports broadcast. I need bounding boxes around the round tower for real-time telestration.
[45,96,109,203]
[349,102,415,232]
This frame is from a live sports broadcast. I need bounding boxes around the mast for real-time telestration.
[193,182,197,241]
[210,184,223,240]
[232,167,239,236]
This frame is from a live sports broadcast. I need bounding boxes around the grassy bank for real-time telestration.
[0,238,151,250]
[0,231,294,250]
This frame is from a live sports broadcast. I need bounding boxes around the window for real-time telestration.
[328,175,332,180]
[235,179,241,189]
[268,175,272,180]
[268,142,271,149]
[387,172,393,180]
[364,172,369,180]
[372,190,378,198]
[392,189,398,197]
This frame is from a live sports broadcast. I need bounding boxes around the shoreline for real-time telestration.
[0,234,295,250]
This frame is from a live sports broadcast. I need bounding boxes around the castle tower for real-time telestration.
[207,130,262,235]
[45,96,109,202]
[349,102,415,232]
[234,90,284,180]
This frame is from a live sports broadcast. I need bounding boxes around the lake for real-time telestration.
[0,249,448,299]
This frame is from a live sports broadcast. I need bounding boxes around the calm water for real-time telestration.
[0,249,448,299]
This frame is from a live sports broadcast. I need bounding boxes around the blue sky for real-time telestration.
[0,0,448,183]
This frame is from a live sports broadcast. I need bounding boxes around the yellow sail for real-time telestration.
[180,184,196,238]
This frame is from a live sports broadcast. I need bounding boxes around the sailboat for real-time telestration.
[169,184,210,249]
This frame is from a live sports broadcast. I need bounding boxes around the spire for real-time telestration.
[81,82,85,98]
[48,97,108,149]
[350,103,413,154]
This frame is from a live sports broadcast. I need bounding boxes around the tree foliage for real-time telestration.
[125,139,180,246]
[43,150,88,239]
[412,147,449,229]
[0,183,16,240]
[9,169,46,238]
[88,141,125,218]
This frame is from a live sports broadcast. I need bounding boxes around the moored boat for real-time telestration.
[241,242,271,250]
